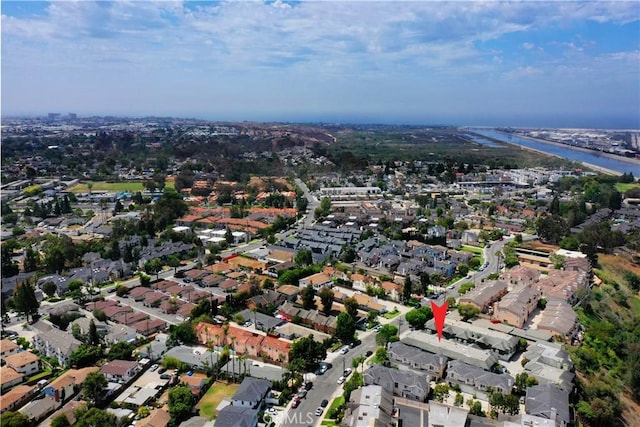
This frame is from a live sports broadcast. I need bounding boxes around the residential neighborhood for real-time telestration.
[1,118,639,427]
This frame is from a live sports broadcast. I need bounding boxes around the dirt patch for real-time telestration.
[621,393,640,427]
[523,241,559,253]
[599,254,640,276]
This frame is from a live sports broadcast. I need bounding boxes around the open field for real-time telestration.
[69,181,175,193]
[197,381,240,420]
[615,182,640,193]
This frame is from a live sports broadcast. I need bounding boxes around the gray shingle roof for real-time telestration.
[525,383,571,425]
[232,377,272,404]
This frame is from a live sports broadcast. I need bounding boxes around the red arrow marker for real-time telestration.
[430,300,448,341]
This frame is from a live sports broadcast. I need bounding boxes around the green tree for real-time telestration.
[42,280,58,298]
[454,393,464,406]
[153,188,189,231]
[289,335,327,372]
[107,341,136,361]
[405,306,433,329]
[168,385,194,425]
[1,243,19,277]
[51,414,71,427]
[458,304,481,321]
[469,400,483,416]
[536,214,569,244]
[318,286,335,315]
[301,284,316,310]
[88,319,100,346]
[295,249,313,266]
[2,411,31,427]
[23,247,41,272]
[342,371,363,401]
[168,321,197,346]
[70,343,103,368]
[76,408,117,427]
[433,383,450,402]
[336,312,356,343]
[13,281,39,322]
[375,324,399,346]
[83,371,108,404]
[372,346,389,365]
[343,296,359,318]
[403,276,413,302]
[167,254,181,273]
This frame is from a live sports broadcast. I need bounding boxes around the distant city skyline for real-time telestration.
[2,1,639,129]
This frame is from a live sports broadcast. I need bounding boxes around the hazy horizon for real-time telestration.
[2,1,639,129]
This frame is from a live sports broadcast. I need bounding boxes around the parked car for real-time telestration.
[291,397,301,408]
[149,364,159,372]
[343,368,352,377]
[160,374,171,380]
[365,350,373,357]
[315,407,324,416]
[337,376,346,384]
[297,390,307,399]
[304,381,313,390]
[340,346,349,355]
[265,407,278,416]
[321,399,329,408]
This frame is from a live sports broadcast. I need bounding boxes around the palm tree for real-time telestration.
[238,354,248,377]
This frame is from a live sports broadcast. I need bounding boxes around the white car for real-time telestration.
[337,376,346,384]
[340,346,349,355]
[315,407,324,416]
[265,407,278,415]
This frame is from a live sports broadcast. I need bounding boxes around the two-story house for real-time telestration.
[31,320,81,367]
[3,351,40,376]
[387,342,448,380]
[231,377,272,409]
[363,364,430,402]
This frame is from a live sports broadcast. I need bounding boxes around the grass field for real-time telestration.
[197,381,239,420]
[382,308,400,319]
[69,181,174,193]
[461,245,483,254]
[615,182,640,193]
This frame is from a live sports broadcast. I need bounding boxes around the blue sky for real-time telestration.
[2,1,639,128]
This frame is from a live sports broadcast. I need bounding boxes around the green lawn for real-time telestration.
[323,395,345,422]
[382,309,400,319]
[461,245,483,254]
[615,182,640,193]
[69,181,175,193]
[196,381,239,420]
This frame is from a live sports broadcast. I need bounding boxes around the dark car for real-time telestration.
[160,373,171,380]
[365,350,373,357]
[321,399,329,408]
[304,381,313,390]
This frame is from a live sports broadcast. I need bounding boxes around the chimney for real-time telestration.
[550,407,557,422]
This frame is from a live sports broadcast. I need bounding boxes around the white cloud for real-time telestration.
[1,1,638,123]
